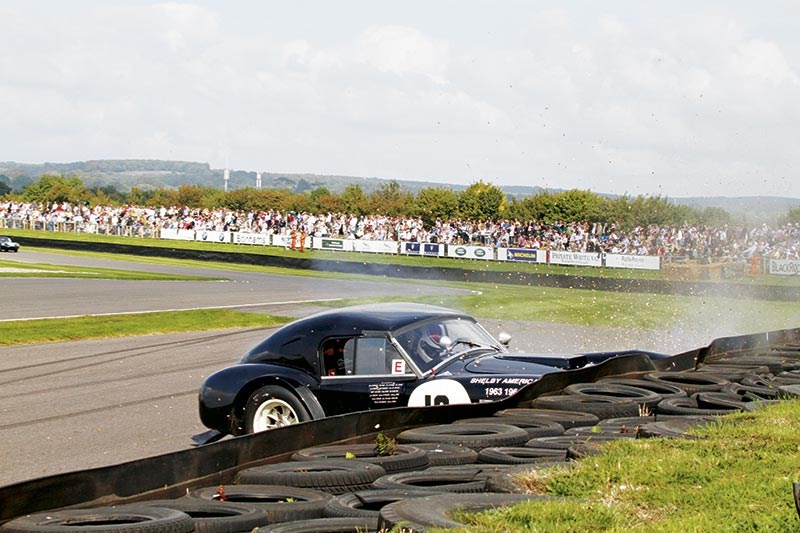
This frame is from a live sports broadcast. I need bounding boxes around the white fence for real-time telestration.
[155,229,663,271]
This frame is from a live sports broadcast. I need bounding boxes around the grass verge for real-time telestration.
[317,279,800,333]
[0,258,222,280]
[451,401,800,531]
[0,309,292,346]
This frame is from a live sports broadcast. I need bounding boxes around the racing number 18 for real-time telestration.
[424,394,449,406]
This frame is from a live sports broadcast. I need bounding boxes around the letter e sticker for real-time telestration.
[391,359,406,375]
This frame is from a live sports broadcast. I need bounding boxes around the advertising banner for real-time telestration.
[313,238,354,252]
[549,251,602,267]
[498,248,547,263]
[160,228,195,241]
[604,254,661,271]
[352,240,399,254]
[422,243,444,257]
[401,242,421,255]
[768,259,800,276]
[195,230,231,244]
[232,232,270,246]
[402,242,445,257]
[446,245,494,260]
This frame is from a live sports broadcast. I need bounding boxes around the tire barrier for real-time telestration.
[3,327,800,530]
[378,493,547,532]
[234,461,386,495]
[184,485,332,523]
[492,408,600,429]
[291,444,429,474]
[0,505,195,533]
[396,423,529,450]
[411,443,479,466]
[137,499,270,533]
[452,417,566,438]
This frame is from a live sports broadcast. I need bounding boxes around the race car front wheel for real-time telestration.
[244,385,311,433]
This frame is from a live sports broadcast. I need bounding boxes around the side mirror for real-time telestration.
[439,335,452,348]
[497,332,511,346]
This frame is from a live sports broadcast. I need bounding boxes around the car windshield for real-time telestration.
[394,317,502,372]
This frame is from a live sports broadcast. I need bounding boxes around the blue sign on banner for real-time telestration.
[506,248,540,262]
[423,243,441,256]
[403,242,421,254]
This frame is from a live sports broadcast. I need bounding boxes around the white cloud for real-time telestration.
[150,2,219,51]
[0,2,799,198]
[356,26,450,83]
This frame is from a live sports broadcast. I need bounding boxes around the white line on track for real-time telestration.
[0,298,343,322]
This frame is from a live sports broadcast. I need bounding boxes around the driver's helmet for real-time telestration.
[419,323,445,359]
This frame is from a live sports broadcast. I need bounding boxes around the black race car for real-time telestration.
[197,303,667,439]
[0,236,19,252]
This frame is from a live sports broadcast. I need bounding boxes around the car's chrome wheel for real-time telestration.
[244,385,311,434]
[251,398,300,432]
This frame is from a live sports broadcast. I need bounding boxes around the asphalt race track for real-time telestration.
[0,249,707,487]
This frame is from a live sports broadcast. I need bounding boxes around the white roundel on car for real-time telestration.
[408,379,471,407]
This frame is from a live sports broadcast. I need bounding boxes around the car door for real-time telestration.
[315,334,419,416]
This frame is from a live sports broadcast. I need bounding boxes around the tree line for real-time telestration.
[3,173,800,229]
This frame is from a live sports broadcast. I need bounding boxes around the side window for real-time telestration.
[326,336,413,376]
[353,337,410,376]
[320,337,349,376]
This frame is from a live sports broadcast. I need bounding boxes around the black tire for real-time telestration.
[528,394,642,420]
[694,364,771,383]
[564,426,638,439]
[396,423,528,450]
[704,356,800,373]
[0,505,194,533]
[244,385,311,434]
[526,434,631,450]
[597,378,688,401]
[138,499,269,533]
[597,416,656,427]
[643,372,730,395]
[722,382,780,400]
[493,408,600,429]
[291,443,429,473]
[453,417,565,438]
[567,442,605,459]
[184,484,332,523]
[258,516,379,533]
[563,382,663,409]
[323,489,444,519]
[484,463,572,494]
[235,460,386,495]
[694,392,766,412]
[593,416,656,437]
[477,446,567,464]
[636,417,714,439]
[412,442,478,466]
[379,493,543,531]
[372,470,488,493]
[655,396,735,417]
[769,372,800,385]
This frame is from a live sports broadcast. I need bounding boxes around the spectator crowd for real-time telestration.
[2,200,799,263]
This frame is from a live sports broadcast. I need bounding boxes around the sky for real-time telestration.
[2,1,799,198]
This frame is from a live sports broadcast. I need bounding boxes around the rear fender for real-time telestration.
[229,370,324,435]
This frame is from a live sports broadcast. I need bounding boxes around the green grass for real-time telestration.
[318,281,800,332]
[0,258,222,280]
[0,309,292,346]
[446,401,800,532]
[9,244,800,334]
